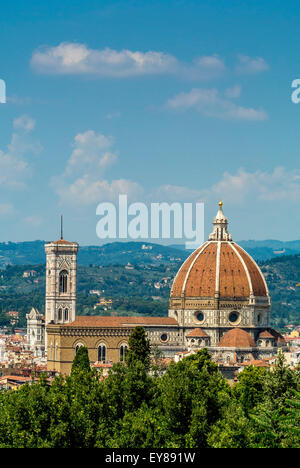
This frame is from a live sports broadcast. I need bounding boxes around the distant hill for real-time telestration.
[0,239,299,268]
[0,241,188,269]
[78,242,188,266]
[260,254,300,327]
[238,240,300,261]
[172,240,300,261]
[0,252,299,329]
[0,241,46,267]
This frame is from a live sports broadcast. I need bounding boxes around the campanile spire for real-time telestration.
[60,215,63,240]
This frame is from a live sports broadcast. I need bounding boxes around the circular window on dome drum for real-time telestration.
[229,311,240,324]
[160,333,168,343]
[195,311,205,323]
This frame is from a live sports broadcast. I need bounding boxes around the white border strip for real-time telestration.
[170,242,208,296]
[229,242,253,296]
[234,243,270,297]
[215,241,221,294]
[182,241,211,295]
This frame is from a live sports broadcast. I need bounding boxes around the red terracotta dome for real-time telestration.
[170,203,269,300]
[186,328,209,338]
[218,328,256,348]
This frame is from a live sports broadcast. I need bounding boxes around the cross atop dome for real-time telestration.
[209,201,232,241]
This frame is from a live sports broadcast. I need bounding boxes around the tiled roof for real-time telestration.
[62,316,178,328]
[218,328,256,348]
[0,375,32,382]
[259,330,274,339]
[93,362,113,368]
[268,328,286,344]
[186,328,209,338]
[239,359,270,367]
[51,238,77,245]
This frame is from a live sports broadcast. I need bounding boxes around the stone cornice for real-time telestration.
[46,325,133,337]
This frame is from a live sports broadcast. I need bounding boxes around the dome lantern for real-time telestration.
[209,201,232,241]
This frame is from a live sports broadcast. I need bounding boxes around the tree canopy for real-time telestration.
[0,338,299,448]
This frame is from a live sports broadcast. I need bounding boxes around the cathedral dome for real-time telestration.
[218,328,256,348]
[170,202,269,300]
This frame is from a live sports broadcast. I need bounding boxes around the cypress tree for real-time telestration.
[71,346,91,374]
[126,326,151,370]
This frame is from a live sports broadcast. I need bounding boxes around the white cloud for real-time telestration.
[224,85,241,99]
[166,87,268,121]
[53,175,143,206]
[65,130,116,177]
[155,167,300,205]
[193,55,224,70]
[210,167,300,203]
[31,42,225,80]
[13,115,36,132]
[0,151,29,189]
[0,115,42,189]
[235,55,269,75]
[52,129,142,206]
[180,54,225,80]
[31,43,177,77]
[52,128,300,215]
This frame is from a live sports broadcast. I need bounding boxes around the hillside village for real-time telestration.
[0,247,299,330]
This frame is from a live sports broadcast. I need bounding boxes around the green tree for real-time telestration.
[249,388,300,448]
[157,349,229,448]
[0,375,52,448]
[232,365,267,414]
[126,326,151,370]
[101,404,165,448]
[184,348,219,374]
[279,389,300,438]
[71,346,91,374]
[262,351,300,412]
[248,353,300,448]
[207,401,255,448]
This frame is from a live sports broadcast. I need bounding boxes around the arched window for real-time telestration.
[98,344,106,363]
[75,343,84,354]
[58,308,62,321]
[120,344,128,362]
[64,308,69,321]
[59,270,68,293]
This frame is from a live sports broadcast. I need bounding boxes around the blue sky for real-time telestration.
[0,0,299,245]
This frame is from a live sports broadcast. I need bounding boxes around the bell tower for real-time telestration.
[45,220,79,325]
